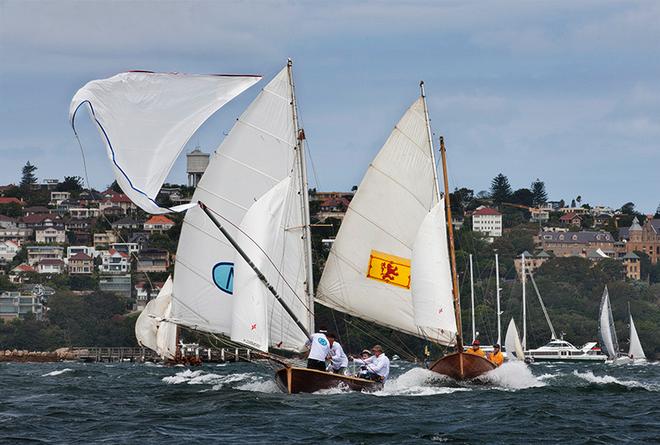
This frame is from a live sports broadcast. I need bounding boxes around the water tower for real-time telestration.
[186,148,210,187]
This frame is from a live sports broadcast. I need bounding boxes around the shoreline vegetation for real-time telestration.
[1,168,659,360]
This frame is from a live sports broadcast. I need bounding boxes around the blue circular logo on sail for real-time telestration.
[212,262,234,295]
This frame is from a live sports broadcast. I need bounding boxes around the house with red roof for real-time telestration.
[99,249,131,274]
[0,197,23,207]
[144,215,175,233]
[9,263,35,283]
[472,206,503,240]
[559,212,583,227]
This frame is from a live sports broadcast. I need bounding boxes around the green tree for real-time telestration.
[510,188,534,206]
[56,176,84,195]
[489,173,512,205]
[20,161,38,189]
[110,180,123,194]
[621,202,636,215]
[531,179,548,206]
[0,202,22,217]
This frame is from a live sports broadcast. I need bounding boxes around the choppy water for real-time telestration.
[1,359,658,444]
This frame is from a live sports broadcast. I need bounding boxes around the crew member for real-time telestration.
[356,349,372,378]
[326,333,348,375]
[305,326,331,371]
[466,339,486,358]
[351,344,390,382]
[487,344,504,366]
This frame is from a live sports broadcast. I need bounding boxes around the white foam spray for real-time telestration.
[41,368,74,377]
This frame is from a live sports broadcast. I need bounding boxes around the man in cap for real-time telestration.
[351,344,390,382]
[305,326,331,371]
[488,344,504,366]
[466,339,486,358]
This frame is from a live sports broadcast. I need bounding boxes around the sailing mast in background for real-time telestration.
[495,253,502,345]
[522,252,527,351]
[469,254,476,344]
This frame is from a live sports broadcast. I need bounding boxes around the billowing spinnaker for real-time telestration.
[410,201,456,344]
[504,318,525,361]
[317,97,442,340]
[69,71,260,214]
[628,315,646,360]
[598,287,618,359]
[135,276,174,353]
[230,178,290,351]
[172,67,311,345]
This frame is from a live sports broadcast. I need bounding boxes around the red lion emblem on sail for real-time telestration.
[380,261,399,282]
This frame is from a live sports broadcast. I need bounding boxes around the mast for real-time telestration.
[522,252,527,350]
[469,254,476,343]
[495,252,501,345]
[198,201,312,341]
[287,59,315,331]
[420,82,441,202]
[439,136,463,350]
[528,270,557,339]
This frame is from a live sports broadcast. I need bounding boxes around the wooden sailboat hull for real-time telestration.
[275,366,382,394]
[428,352,496,380]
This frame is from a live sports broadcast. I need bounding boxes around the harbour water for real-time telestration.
[1,360,658,444]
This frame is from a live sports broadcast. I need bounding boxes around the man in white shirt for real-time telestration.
[351,344,390,382]
[326,333,348,375]
[305,327,331,371]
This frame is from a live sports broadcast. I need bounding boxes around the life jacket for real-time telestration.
[489,351,504,366]
[466,347,486,358]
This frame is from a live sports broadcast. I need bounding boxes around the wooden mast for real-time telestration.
[439,137,464,353]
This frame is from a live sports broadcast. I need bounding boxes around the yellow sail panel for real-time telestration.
[367,250,411,289]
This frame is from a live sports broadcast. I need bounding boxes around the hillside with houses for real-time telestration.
[1,164,659,357]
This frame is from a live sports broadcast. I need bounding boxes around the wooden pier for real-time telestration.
[71,346,257,363]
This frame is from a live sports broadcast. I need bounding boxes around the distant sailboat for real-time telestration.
[599,288,646,363]
[135,276,177,360]
[504,318,525,361]
[628,309,646,361]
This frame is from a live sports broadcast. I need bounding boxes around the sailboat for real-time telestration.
[504,318,525,361]
[599,287,646,363]
[627,307,646,361]
[71,61,378,394]
[135,276,178,361]
[317,83,495,380]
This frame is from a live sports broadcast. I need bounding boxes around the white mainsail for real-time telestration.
[598,286,619,359]
[504,318,525,361]
[172,66,312,351]
[317,97,452,343]
[69,71,260,214]
[628,315,646,360]
[135,276,174,355]
[156,303,178,360]
[410,201,456,344]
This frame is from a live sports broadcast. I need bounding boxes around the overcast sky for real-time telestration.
[1,0,658,212]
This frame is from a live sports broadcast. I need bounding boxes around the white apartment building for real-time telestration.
[472,207,503,240]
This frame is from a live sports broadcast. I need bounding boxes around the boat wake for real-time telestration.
[479,361,545,390]
[372,368,469,397]
[162,368,280,393]
[572,370,657,391]
[41,368,74,377]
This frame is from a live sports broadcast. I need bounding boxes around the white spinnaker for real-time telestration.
[230,178,290,352]
[504,318,525,361]
[135,276,174,353]
[628,315,646,360]
[599,287,618,359]
[410,201,456,344]
[317,97,444,340]
[69,72,260,214]
[172,67,311,348]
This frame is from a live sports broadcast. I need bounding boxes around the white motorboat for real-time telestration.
[526,339,607,362]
